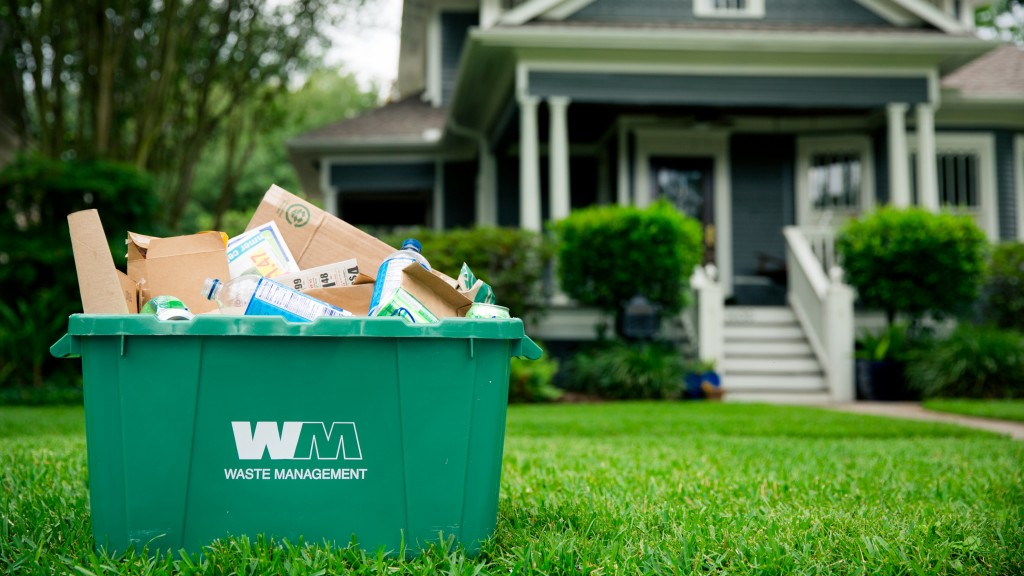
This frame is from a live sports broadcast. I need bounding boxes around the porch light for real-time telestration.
[622,294,661,341]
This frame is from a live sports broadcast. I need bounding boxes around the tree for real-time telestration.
[976,0,1024,45]
[0,0,370,229]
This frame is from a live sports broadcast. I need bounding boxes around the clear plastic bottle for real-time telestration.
[368,239,431,316]
[201,274,351,321]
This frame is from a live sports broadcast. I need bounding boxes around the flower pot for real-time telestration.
[855,359,918,401]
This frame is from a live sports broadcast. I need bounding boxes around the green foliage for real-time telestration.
[380,227,556,323]
[906,324,1024,399]
[0,155,158,388]
[980,242,1024,331]
[508,343,562,404]
[564,341,685,400]
[854,322,915,362]
[975,1,1023,46]
[554,201,703,321]
[836,207,988,323]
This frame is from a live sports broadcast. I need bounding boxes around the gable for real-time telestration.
[564,0,904,27]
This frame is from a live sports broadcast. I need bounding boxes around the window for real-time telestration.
[796,136,875,227]
[909,133,996,239]
[694,0,765,18]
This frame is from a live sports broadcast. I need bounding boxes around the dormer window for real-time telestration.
[694,0,765,18]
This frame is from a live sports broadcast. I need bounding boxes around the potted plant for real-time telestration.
[854,323,917,401]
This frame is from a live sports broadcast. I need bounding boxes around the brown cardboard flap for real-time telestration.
[68,210,131,314]
[402,264,473,319]
[246,185,397,272]
[126,231,230,314]
[352,273,375,286]
[305,284,374,316]
[117,271,139,314]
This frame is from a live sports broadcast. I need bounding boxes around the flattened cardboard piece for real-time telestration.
[246,185,396,274]
[401,264,473,319]
[126,231,229,314]
[68,210,131,314]
[304,284,374,316]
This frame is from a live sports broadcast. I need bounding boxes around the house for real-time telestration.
[288,0,1024,403]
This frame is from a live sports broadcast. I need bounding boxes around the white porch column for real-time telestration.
[825,268,856,402]
[548,96,571,221]
[519,95,542,231]
[916,103,940,212]
[887,103,911,207]
[617,125,630,206]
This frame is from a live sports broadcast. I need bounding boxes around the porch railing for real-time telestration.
[799,226,841,274]
[689,264,724,368]
[783,226,855,402]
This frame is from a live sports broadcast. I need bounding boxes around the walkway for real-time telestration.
[826,402,1024,440]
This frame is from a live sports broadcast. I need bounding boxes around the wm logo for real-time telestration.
[231,422,363,461]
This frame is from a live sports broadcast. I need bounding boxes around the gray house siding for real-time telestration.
[569,0,892,26]
[528,72,929,108]
[730,133,795,277]
[441,11,477,104]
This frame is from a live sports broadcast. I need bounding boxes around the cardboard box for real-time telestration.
[304,284,375,316]
[400,265,473,319]
[246,185,397,275]
[68,210,134,314]
[126,231,230,314]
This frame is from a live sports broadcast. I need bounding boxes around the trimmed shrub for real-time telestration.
[508,342,562,404]
[906,324,1024,399]
[0,155,158,389]
[380,227,555,323]
[836,207,988,324]
[981,242,1024,331]
[554,201,703,327]
[564,341,685,400]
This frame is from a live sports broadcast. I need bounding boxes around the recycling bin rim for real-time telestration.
[51,314,543,361]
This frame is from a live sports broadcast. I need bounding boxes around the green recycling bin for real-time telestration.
[51,314,542,557]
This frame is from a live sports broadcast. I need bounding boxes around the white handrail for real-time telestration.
[784,226,855,402]
[690,264,724,368]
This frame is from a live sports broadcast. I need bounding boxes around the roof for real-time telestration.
[518,20,958,36]
[289,92,448,148]
[942,44,1024,100]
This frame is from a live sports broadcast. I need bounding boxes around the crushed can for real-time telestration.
[374,287,439,324]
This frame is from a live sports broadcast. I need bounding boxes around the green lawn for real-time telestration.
[1,403,1022,575]
[924,399,1024,423]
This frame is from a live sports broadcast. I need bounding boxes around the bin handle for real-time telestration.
[512,336,543,360]
[50,333,81,359]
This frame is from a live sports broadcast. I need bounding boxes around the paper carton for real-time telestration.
[67,210,134,314]
[126,231,230,314]
[246,185,397,274]
[225,221,299,279]
[274,258,359,291]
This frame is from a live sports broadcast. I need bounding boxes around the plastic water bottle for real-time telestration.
[201,274,351,322]
[368,239,431,316]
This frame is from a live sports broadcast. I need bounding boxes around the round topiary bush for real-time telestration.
[981,242,1024,331]
[553,201,702,329]
[836,207,988,325]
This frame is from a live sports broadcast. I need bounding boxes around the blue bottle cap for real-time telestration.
[401,238,422,253]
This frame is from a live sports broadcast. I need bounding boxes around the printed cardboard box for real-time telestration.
[126,231,230,314]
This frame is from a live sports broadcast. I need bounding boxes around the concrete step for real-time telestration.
[722,373,827,391]
[724,325,805,341]
[724,390,833,404]
[722,357,822,375]
[725,306,796,324]
[724,341,815,357]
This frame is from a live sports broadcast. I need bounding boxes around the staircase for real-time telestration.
[721,306,832,403]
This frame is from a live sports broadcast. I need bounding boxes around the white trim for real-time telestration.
[694,0,765,19]
[853,0,920,25]
[888,103,912,207]
[499,0,567,26]
[523,58,937,79]
[540,0,597,20]
[632,128,733,296]
[616,119,630,206]
[908,132,999,240]
[548,96,571,221]
[891,0,965,33]
[319,156,336,216]
[1016,135,1024,241]
[519,95,542,232]
[795,135,876,228]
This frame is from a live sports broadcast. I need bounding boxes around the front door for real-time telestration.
[650,156,715,264]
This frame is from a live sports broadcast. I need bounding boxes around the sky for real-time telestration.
[323,0,404,94]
